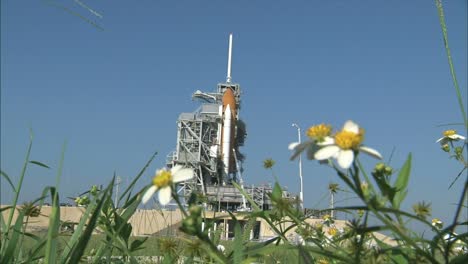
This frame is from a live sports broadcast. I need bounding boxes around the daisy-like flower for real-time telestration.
[289,124,334,161]
[436,129,466,145]
[432,218,443,229]
[327,227,338,237]
[142,165,194,205]
[307,123,333,143]
[314,120,382,169]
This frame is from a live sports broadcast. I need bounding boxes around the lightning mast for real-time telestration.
[226,33,233,83]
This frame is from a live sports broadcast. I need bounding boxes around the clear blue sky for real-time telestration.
[1,1,467,227]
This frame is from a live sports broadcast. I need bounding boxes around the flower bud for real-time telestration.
[90,185,99,196]
[454,146,463,156]
[384,166,393,175]
[442,144,450,152]
[361,182,369,198]
[357,209,364,218]
[375,163,385,172]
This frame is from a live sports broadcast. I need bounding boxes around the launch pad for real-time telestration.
[165,34,292,211]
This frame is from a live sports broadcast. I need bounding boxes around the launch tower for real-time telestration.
[166,34,284,211]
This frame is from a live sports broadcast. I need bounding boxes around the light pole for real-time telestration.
[292,123,304,211]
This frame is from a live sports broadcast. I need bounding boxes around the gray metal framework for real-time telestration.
[166,82,292,211]
[166,83,241,198]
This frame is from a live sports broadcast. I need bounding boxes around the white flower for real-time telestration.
[142,165,194,205]
[436,130,466,144]
[217,244,225,252]
[314,120,382,169]
[431,218,443,229]
[289,124,335,161]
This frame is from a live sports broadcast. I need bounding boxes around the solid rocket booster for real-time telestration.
[222,105,232,175]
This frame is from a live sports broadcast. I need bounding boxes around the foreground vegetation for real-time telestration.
[1,1,466,263]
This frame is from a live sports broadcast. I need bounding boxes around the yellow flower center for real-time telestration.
[307,124,332,140]
[334,129,364,150]
[432,218,441,224]
[327,227,338,237]
[152,170,173,188]
[317,259,329,264]
[443,130,456,137]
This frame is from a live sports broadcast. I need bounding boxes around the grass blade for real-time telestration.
[44,187,60,264]
[393,153,412,209]
[233,220,243,264]
[60,195,99,263]
[29,160,51,169]
[0,170,16,193]
[2,210,25,263]
[435,0,468,129]
[69,178,115,263]
[119,151,158,205]
[4,130,33,240]
[232,182,260,211]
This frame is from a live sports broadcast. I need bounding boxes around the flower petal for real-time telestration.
[158,186,172,205]
[290,141,313,160]
[288,142,299,150]
[317,136,335,146]
[314,145,340,160]
[337,149,354,169]
[173,168,194,183]
[435,137,445,143]
[449,134,466,141]
[142,185,157,204]
[360,146,383,160]
[343,120,359,134]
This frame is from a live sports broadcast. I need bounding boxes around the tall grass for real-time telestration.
[1,1,466,263]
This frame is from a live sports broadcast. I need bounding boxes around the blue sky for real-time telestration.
[1,1,467,228]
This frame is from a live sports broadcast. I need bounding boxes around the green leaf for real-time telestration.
[390,253,409,264]
[44,187,60,264]
[374,173,397,202]
[25,237,47,262]
[298,245,313,264]
[2,210,25,263]
[233,221,244,264]
[393,153,412,209]
[130,238,148,252]
[120,193,140,221]
[29,160,50,169]
[69,178,114,263]
[0,170,16,193]
[119,151,158,205]
[60,193,99,263]
[450,253,468,264]
[4,130,33,242]
[0,206,14,213]
[271,182,282,201]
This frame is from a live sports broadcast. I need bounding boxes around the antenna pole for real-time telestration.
[226,33,233,83]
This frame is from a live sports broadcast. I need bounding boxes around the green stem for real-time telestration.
[435,0,468,130]
[445,179,468,262]
[171,188,188,218]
